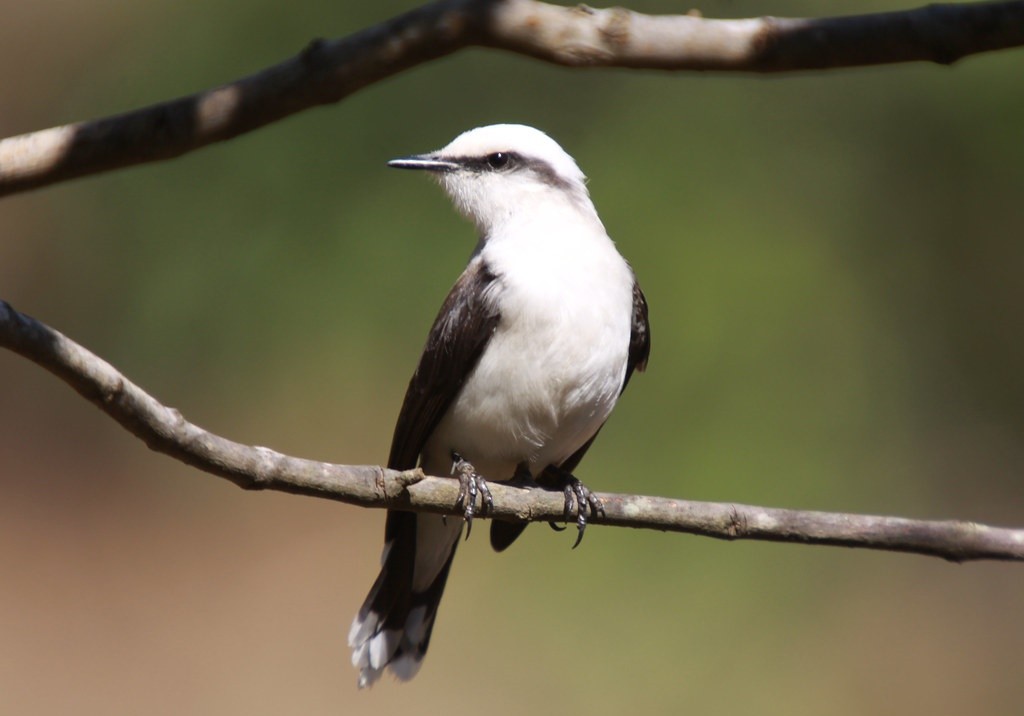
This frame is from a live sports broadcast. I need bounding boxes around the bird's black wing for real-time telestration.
[623,278,651,387]
[388,257,501,471]
[490,276,651,551]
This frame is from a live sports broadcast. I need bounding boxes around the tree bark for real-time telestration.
[1,0,1022,197]
[2,300,1021,564]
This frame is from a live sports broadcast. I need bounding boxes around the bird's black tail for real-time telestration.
[348,510,461,687]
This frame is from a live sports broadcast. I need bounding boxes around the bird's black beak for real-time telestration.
[387,154,460,172]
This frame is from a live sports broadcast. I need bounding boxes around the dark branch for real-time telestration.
[2,299,1021,564]
[1,0,1022,197]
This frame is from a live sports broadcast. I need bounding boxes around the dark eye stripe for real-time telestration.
[451,153,520,173]
[443,153,572,191]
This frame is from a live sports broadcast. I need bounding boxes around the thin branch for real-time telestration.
[2,299,1022,564]
[1,0,1023,197]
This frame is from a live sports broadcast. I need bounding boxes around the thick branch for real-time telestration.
[1,0,1022,197]
[2,299,1022,564]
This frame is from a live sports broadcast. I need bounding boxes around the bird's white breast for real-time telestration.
[422,207,634,480]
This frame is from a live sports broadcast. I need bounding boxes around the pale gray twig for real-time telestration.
[2,299,1021,564]
[1,0,1022,197]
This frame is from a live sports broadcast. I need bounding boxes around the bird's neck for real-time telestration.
[478,200,628,296]
[480,193,603,241]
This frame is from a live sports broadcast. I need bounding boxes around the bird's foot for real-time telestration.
[556,472,604,549]
[451,452,492,539]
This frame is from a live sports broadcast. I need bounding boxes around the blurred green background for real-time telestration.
[2,0,1022,713]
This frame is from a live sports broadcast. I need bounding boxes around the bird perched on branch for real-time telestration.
[348,124,650,687]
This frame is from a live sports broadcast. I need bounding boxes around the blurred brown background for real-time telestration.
[2,1,1022,714]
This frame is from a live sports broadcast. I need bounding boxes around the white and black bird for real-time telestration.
[348,124,650,687]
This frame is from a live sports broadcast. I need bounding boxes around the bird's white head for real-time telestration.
[388,124,594,234]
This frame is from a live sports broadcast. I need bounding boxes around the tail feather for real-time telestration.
[349,510,461,687]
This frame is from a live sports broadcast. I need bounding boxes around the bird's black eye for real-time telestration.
[486,152,513,170]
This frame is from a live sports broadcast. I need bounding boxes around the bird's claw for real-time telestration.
[452,453,492,539]
[562,476,604,548]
